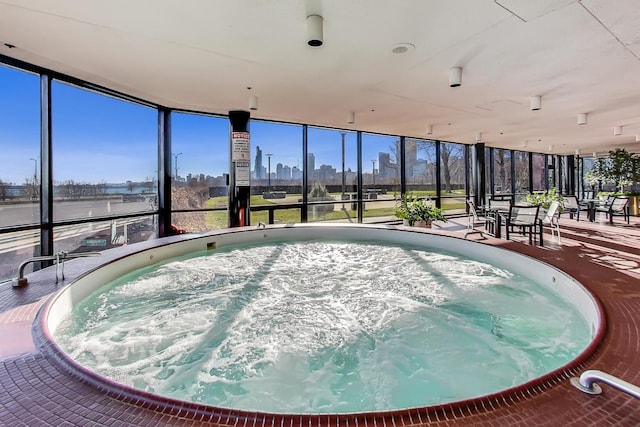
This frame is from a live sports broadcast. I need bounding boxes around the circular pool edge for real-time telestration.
[34,223,607,425]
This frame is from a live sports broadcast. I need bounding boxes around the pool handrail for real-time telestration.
[13,250,101,287]
[571,369,640,399]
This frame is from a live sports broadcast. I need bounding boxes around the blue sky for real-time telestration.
[1,64,419,184]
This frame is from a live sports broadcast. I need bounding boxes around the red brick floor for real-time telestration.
[1,214,640,426]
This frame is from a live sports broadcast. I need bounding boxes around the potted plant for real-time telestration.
[590,148,639,193]
[394,193,447,227]
[522,187,564,211]
[589,148,640,215]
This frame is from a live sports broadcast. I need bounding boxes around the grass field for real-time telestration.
[201,192,466,228]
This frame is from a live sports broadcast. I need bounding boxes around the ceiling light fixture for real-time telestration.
[347,111,355,124]
[306,15,323,47]
[614,126,622,136]
[575,149,580,156]
[475,132,482,142]
[449,67,462,87]
[592,152,597,158]
[578,113,588,125]
[530,96,541,111]
[548,144,554,152]
[522,140,528,148]
[249,94,258,111]
[426,125,433,135]
[636,134,640,142]
[392,43,415,54]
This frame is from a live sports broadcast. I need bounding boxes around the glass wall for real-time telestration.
[2,54,573,282]
[306,128,357,223]
[439,142,466,213]
[53,216,157,254]
[249,121,303,225]
[547,155,556,191]
[172,112,229,231]
[0,64,40,227]
[51,81,157,225]
[361,133,401,223]
[514,151,530,200]
[492,149,512,196]
[406,138,436,197]
[0,230,39,282]
[532,154,546,191]
[0,65,41,282]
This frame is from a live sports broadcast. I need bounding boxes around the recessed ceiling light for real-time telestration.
[392,43,415,54]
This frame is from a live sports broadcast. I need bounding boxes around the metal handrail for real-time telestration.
[13,251,101,287]
[571,370,640,399]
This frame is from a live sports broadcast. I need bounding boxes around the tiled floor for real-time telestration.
[1,214,640,426]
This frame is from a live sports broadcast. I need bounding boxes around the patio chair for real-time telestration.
[607,197,630,224]
[540,200,561,243]
[595,195,616,221]
[464,199,490,239]
[505,205,540,245]
[562,195,580,221]
[488,199,511,210]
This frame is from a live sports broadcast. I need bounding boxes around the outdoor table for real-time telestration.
[581,199,601,222]
[479,206,510,239]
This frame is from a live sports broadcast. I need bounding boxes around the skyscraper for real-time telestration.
[254,146,263,179]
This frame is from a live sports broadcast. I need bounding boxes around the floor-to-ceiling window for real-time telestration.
[531,153,546,192]
[514,151,530,201]
[0,64,41,281]
[493,148,512,196]
[4,55,506,282]
[439,142,466,213]
[171,112,228,231]
[405,138,436,198]
[249,121,303,225]
[306,128,357,223]
[361,133,401,223]
[51,81,157,251]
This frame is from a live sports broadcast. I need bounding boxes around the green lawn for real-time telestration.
[203,191,465,228]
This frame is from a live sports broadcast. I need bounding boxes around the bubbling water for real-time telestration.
[55,241,589,414]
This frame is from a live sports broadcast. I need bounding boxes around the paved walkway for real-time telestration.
[1,214,640,426]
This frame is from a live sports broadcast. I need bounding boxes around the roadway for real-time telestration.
[0,199,155,280]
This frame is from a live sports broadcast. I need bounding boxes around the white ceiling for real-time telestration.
[2,0,640,155]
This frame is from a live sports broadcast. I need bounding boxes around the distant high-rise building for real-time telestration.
[292,166,302,180]
[282,165,291,180]
[405,139,418,178]
[254,146,263,179]
[307,153,316,180]
[378,152,398,180]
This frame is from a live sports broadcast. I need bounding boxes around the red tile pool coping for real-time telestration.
[2,217,640,426]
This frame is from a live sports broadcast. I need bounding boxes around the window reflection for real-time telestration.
[53,216,157,254]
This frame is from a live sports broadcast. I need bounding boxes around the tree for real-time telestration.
[589,148,640,193]
[23,176,40,200]
[0,179,9,201]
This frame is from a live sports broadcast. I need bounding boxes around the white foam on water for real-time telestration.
[54,241,590,413]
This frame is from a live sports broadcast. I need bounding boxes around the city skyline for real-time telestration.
[2,64,452,186]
